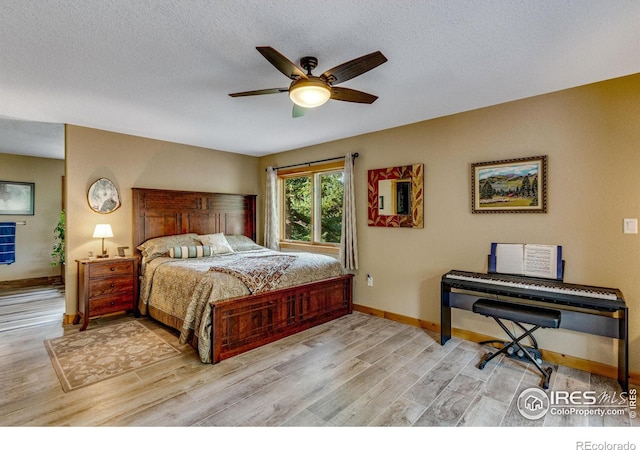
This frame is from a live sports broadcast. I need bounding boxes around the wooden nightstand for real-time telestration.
[74,256,139,331]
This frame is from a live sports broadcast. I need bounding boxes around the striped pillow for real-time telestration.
[169,245,212,259]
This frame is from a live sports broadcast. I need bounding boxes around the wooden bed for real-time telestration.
[132,187,354,363]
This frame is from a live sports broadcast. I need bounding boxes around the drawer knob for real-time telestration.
[110,283,115,288]
[110,267,115,271]
[110,301,115,306]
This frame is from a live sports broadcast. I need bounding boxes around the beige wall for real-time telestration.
[259,74,640,372]
[0,153,64,281]
[64,125,259,314]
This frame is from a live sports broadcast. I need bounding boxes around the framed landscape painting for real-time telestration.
[0,181,35,215]
[471,155,547,213]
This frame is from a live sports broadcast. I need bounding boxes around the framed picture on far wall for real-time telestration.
[0,181,35,215]
[471,155,547,213]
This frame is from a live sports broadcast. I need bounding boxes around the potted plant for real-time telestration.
[51,210,65,279]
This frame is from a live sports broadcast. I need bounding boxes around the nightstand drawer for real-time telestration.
[89,260,135,278]
[89,294,134,316]
[88,277,134,298]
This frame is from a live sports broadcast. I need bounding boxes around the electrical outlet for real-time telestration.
[623,218,638,234]
[367,274,373,287]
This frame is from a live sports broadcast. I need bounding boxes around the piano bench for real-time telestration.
[472,299,562,389]
[473,299,561,329]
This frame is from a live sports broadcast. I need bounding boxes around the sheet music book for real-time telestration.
[489,243,563,280]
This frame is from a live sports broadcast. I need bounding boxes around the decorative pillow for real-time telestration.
[169,245,212,259]
[224,234,264,252]
[198,233,234,254]
[137,233,201,260]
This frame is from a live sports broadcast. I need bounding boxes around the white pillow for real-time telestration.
[198,233,234,254]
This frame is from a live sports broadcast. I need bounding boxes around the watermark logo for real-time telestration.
[517,387,550,420]
[517,387,633,420]
[576,442,636,450]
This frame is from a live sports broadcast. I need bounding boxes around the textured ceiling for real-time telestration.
[1,0,639,160]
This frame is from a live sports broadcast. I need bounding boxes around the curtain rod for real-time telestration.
[267,152,358,172]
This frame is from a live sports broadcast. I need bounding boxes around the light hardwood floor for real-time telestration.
[0,284,65,332]
[0,287,637,431]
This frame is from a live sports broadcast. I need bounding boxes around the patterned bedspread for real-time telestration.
[138,248,344,362]
[208,254,297,294]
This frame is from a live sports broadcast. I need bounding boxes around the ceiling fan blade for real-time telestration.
[292,104,306,118]
[229,88,288,97]
[330,87,378,104]
[321,51,387,85]
[256,46,307,80]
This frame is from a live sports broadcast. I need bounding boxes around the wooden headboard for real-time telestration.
[132,188,257,257]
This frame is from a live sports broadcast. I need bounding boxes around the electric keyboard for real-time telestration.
[440,269,628,392]
[442,269,624,311]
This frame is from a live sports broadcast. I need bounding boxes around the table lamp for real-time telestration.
[93,224,113,258]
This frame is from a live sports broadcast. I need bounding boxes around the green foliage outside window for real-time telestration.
[284,176,312,241]
[319,172,343,243]
[283,170,344,244]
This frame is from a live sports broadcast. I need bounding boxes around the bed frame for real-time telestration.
[132,188,353,363]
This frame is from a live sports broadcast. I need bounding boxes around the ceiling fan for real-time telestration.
[229,46,387,117]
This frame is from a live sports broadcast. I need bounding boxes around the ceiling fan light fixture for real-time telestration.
[289,78,331,108]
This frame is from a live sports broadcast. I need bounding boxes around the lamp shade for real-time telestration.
[289,78,331,108]
[92,224,113,239]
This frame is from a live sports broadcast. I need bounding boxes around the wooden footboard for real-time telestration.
[210,274,353,363]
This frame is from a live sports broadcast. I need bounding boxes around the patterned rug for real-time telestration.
[44,320,181,392]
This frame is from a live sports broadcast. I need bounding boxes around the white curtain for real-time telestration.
[340,153,358,270]
[264,166,280,250]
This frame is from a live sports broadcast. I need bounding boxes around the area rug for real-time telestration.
[44,320,181,392]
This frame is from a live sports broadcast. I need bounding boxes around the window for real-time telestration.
[280,164,344,247]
